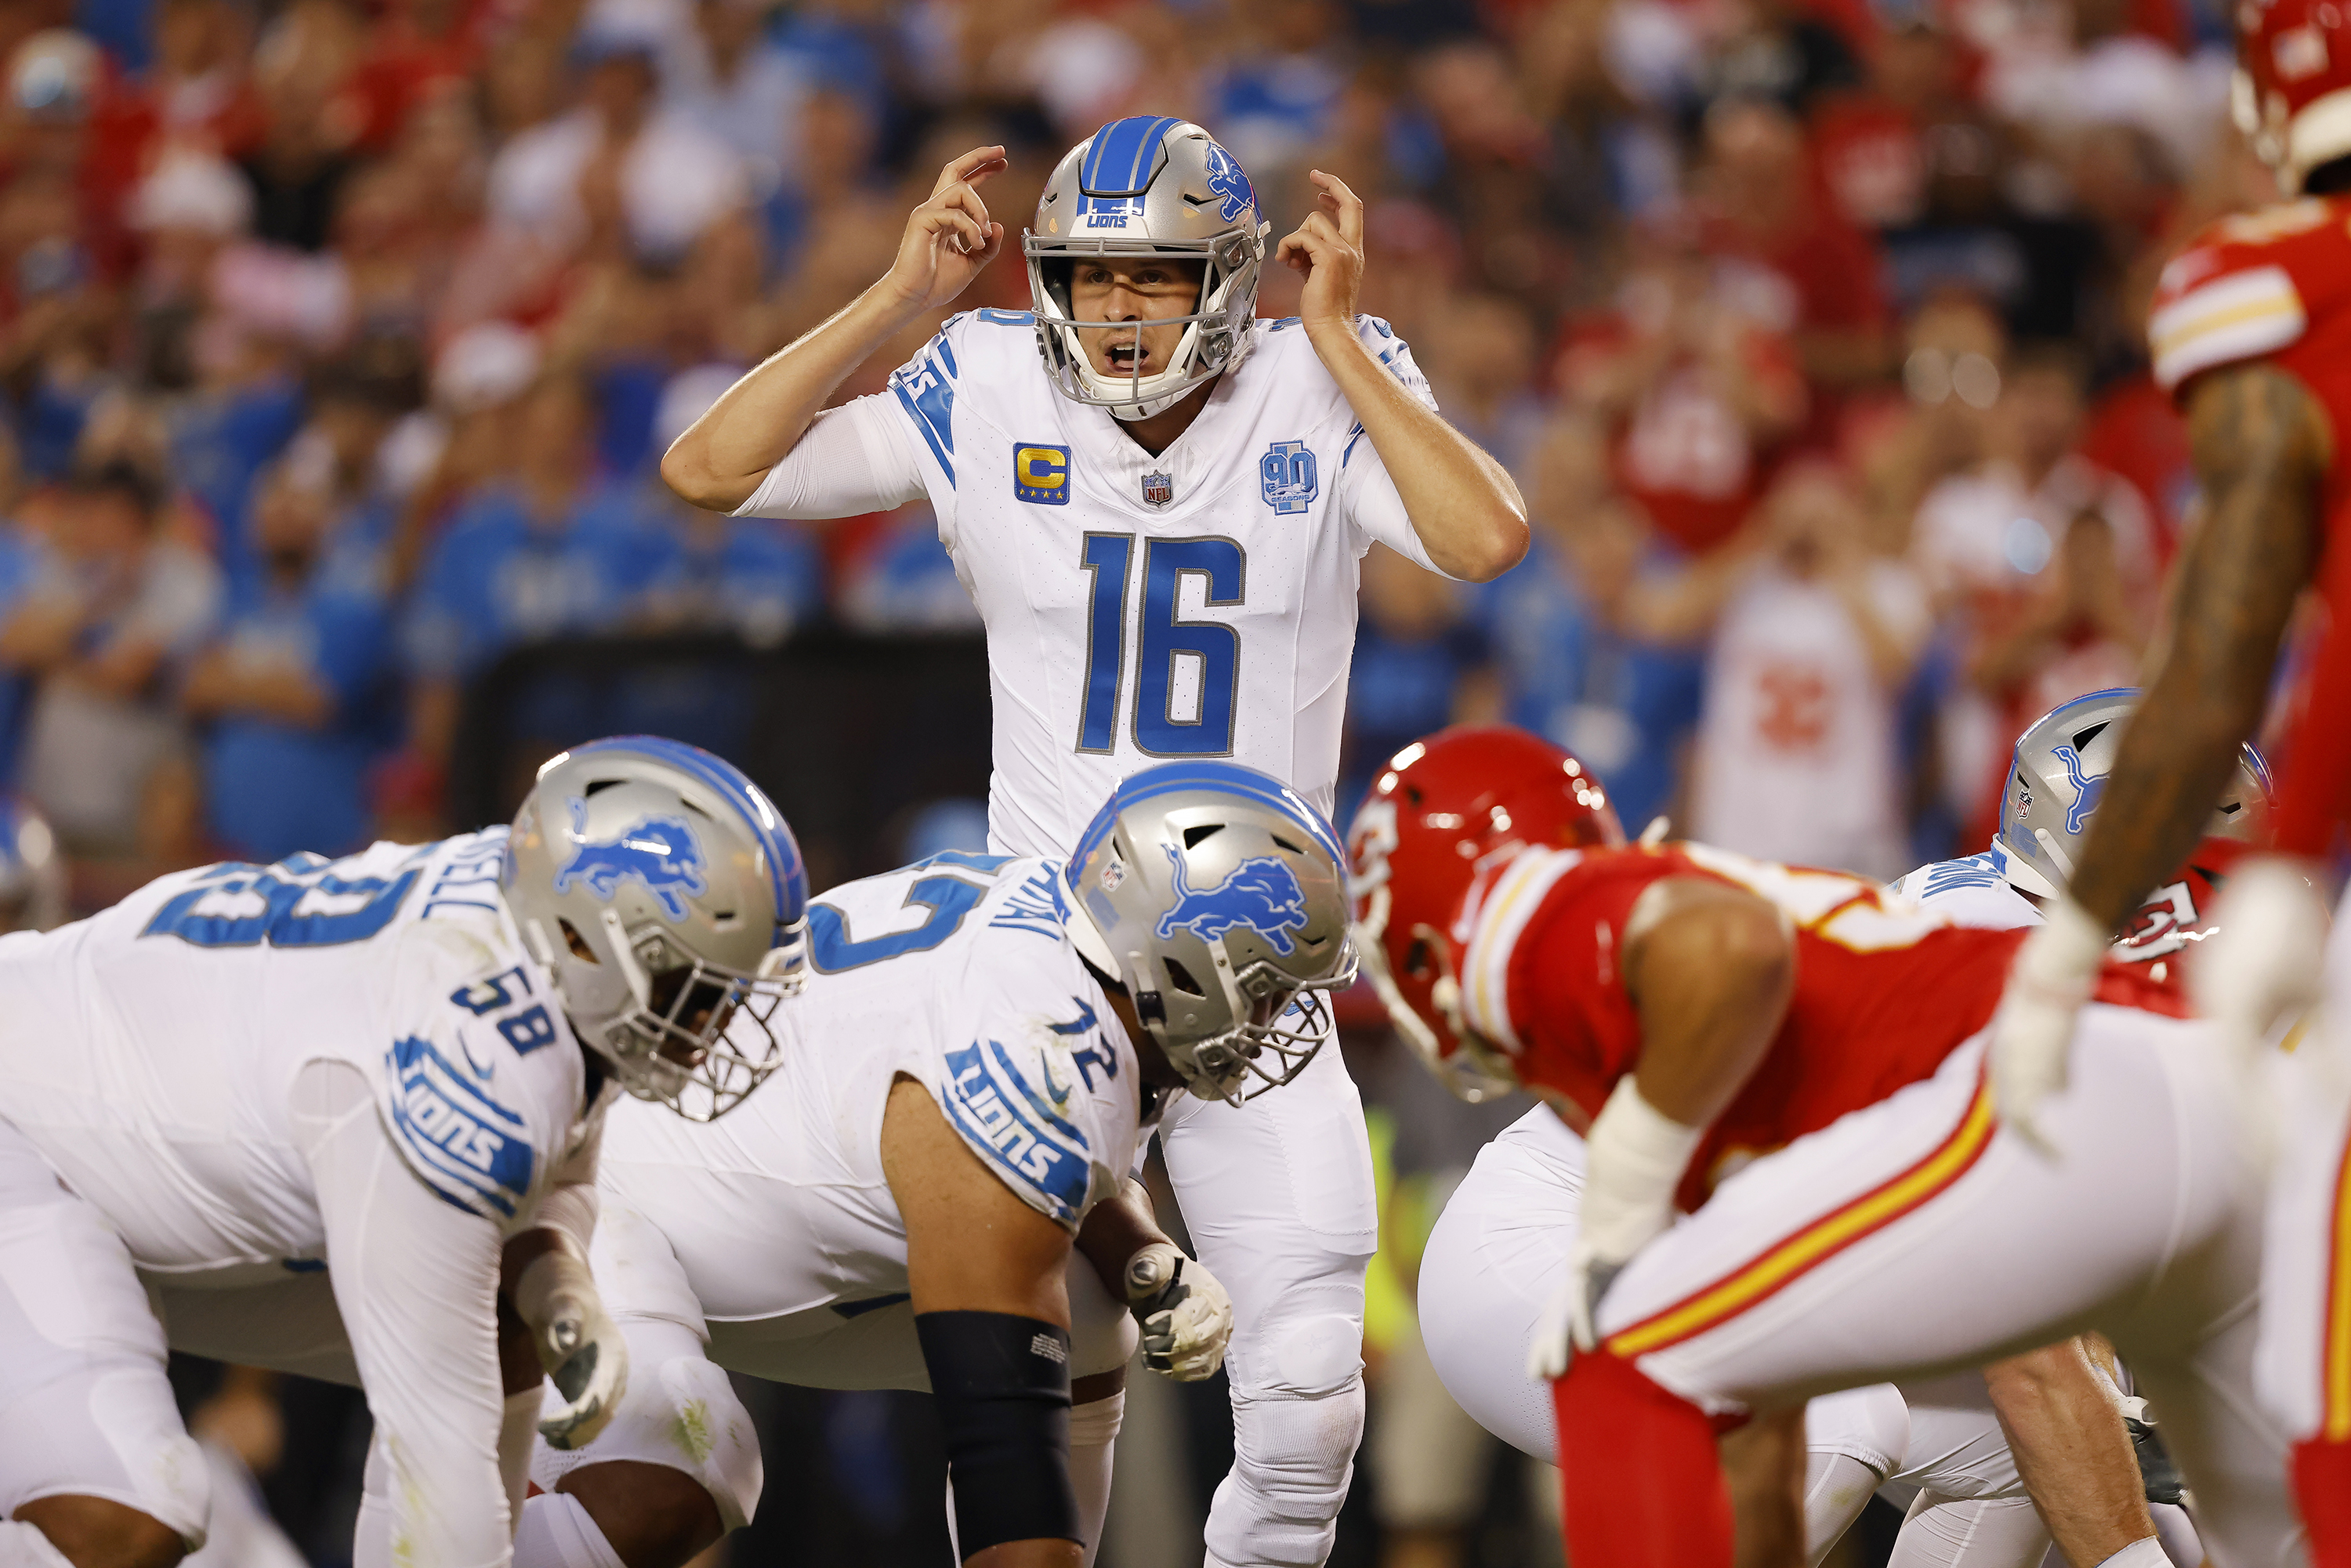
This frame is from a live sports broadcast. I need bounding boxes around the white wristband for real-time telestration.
[1580,1076,1704,1263]
[2014,896,2109,1001]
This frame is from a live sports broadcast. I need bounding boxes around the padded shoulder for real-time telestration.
[2148,202,2350,392]
[378,917,579,1223]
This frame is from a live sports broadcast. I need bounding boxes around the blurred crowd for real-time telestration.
[0,0,2288,1556]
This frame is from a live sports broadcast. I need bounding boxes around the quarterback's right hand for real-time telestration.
[512,1248,629,1450]
[1124,1241,1234,1381]
[883,145,1009,314]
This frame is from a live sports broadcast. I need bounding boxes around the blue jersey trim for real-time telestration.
[940,1041,1092,1224]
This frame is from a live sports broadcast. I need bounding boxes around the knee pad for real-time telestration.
[1244,1311,1362,1402]
[1805,1383,1909,1480]
[1066,1252,1137,1380]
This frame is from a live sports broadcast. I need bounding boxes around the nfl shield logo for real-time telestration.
[1142,471,1174,506]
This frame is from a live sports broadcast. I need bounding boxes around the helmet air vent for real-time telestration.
[1164,957,1207,996]
[2072,722,2110,751]
[582,778,625,796]
[1183,824,1224,849]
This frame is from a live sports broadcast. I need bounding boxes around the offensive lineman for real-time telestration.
[662,117,1529,1567]
[1339,722,2297,1564]
[0,735,805,1568]
[506,763,1360,1568]
[1980,1,2351,1560]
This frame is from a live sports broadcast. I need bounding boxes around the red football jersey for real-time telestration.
[2150,197,2351,856]
[1454,842,2027,1210]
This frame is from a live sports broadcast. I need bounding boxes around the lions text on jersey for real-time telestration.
[737,310,1449,856]
[0,829,603,1567]
[591,849,1149,1330]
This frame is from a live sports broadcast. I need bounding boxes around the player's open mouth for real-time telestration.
[1106,341,1150,375]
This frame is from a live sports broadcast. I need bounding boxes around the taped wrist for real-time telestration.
[915,1311,1080,1556]
[1581,1077,1703,1262]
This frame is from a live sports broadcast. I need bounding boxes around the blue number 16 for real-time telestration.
[1077,534,1245,756]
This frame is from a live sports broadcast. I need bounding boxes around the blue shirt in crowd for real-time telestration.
[1339,614,1491,827]
[1476,537,1705,835]
[405,483,672,681]
[648,516,825,646]
[204,568,395,862]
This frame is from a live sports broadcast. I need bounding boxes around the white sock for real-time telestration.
[0,1521,76,1568]
[515,1492,626,1568]
[1069,1390,1126,1568]
[2090,1539,2171,1568]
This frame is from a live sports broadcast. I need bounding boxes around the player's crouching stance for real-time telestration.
[506,761,1357,1568]
[0,735,805,1568]
[1342,726,2295,1567]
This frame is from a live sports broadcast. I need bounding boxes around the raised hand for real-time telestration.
[884,145,1010,315]
[1274,169,1367,335]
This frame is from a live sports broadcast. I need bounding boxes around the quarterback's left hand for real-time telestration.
[1274,170,1365,335]
[1124,1241,1234,1381]
[1989,898,2109,1157]
[513,1248,629,1450]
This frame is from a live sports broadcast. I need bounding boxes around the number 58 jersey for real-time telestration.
[0,831,598,1275]
[739,310,1451,857]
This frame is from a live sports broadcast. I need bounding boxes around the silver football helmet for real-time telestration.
[504,736,808,1121]
[1023,115,1268,421]
[1063,762,1357,1104]
[0,795,65,933]
[1997,687,2273,899]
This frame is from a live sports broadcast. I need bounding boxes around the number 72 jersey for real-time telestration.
[872,308,1451,858]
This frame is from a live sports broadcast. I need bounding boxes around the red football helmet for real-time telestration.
[2233,0,2351,188]
[1346,726,1625,1099]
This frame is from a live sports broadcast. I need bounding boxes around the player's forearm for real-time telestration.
[2066,364,2325,930]
[1984,1341,2154,1562]
[1306,320,1527,581]
[1074,1177,1169,1290]
[662,284,922,512]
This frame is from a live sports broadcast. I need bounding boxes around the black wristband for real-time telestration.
[915,1310,1080,1557]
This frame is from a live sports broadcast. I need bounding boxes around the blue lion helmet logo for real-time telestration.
[1154,848,1308,955]
[1203,144,1255,224]
[2052,744,2106,837]
[552,802,709,922]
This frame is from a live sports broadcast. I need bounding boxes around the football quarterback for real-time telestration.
[663,115,1528,1567]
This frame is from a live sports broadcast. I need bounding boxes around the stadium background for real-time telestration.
[0,0,2284,1554]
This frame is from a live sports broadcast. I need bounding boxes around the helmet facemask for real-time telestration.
[555,911,806,1123]
[1141,943,1358,1106]
[1026,230,1264,421]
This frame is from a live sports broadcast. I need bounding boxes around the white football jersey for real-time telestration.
[0,830,600,1275]
[1894,845,2043,931]
[592,851,1150,1322]
[739,310,1445,857]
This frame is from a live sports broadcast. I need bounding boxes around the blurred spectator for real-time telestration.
[1339,542,1493,824]
[1910,340,2154,839]
[1559,220,1806,556]
[1209,0,1347,176]
[3,458,220,870]
[235,0,365,252]
[1476,415,1704,833]
[1694,96,1889,394]
[487,27,747,264]
[0,429,43,784]
[403,375,667,758]
[662,0,811,207]
[1636,461,1929,878]
[637,364,824,646]
[834,502,984,635]
[1420,291,1547,478]
[185,453,392,861]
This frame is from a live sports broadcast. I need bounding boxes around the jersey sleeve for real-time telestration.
[928,951,1128,1232]
[730,396,929,520]
[1458,849,1667,1119]
[1898,853,2044,930]
[1334,317,1451,576]
[2149,224,2312,393]
[297,1059,515,1568]
[378,918,581,1229]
